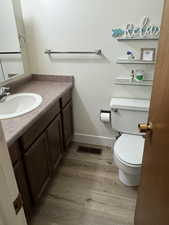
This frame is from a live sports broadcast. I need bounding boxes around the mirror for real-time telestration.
[0,0,24,82]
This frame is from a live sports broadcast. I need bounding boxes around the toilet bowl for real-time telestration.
[113,134,144,186]
[110,98,149,186]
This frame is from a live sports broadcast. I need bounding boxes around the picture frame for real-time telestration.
[141,48,156,61]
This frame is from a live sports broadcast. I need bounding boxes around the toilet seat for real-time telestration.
[114,134,144,167]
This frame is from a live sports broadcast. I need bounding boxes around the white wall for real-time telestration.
[21,0,164,146]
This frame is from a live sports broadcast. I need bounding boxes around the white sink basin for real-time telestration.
[0,93,43,119]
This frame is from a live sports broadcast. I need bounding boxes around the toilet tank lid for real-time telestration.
[110,98,150,112]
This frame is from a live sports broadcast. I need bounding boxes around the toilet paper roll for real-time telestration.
[100,112,111,123]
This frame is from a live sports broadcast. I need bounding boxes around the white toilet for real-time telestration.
[110,98,149,186]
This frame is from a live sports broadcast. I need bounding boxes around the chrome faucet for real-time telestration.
[0,87,10,102]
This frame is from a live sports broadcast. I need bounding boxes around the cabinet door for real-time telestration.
[24,133,50,203]
[47,115,63,174]
[62,101,73,148]
[14,160,32,222]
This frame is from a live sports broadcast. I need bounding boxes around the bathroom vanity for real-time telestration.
[1,75,74,222]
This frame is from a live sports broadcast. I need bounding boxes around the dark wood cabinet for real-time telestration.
[62,101,73,148]
[24,133,50,203]
[8,89,73,222]
[47,115,63,175]
[14,160,32,222]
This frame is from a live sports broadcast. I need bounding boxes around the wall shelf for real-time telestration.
[117,37,159,41]
[114,80,153,86]
[116,59,156,64]
[114,77,153,86]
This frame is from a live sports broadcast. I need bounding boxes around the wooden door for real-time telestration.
[62,101,73,148]
[47,115,63,174]
[135,1,169,224]
[0,122,27,225]
[24,133,50,203]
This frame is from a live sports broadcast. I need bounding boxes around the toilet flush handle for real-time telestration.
[112,108,118,113]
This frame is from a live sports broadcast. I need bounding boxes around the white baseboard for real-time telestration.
[73,133,115,147]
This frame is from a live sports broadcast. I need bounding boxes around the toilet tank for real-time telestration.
[110,98,150,135]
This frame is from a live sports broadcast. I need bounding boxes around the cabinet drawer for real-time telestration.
[21,100,60,151]
[8,142,21,165]
[61,88,72,108]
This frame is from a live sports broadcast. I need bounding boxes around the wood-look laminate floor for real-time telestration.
[31,143,137,225]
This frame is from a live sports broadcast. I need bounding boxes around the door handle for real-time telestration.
[138,122,153,133]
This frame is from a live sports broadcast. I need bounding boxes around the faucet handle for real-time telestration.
[0,87,10,96]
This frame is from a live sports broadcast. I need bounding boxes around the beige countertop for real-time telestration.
[1,75,73,147]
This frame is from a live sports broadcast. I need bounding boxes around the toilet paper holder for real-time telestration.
[100,110,111,123]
